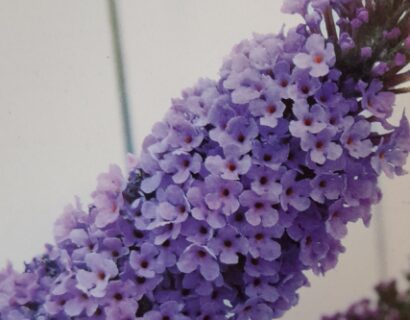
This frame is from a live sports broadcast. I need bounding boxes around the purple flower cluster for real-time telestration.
[1,0,410,319]
[322,276,410,320]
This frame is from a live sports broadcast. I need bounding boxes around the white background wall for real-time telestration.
[0,1,409,319]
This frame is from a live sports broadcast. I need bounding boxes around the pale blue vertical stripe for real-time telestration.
[107,0,134,154]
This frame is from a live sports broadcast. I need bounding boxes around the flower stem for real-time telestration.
[386,70,410,88]
[390,86,410,94]
[324,8,338,43]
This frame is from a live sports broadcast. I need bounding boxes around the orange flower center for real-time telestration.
[313,54,324,64]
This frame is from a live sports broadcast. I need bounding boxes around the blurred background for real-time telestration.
[0,1,409,319]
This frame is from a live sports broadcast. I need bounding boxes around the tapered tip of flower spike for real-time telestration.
[283,0,410,95]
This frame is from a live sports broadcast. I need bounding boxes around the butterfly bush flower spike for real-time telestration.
[1,0,410,319]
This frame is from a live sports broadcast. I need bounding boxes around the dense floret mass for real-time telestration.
[1,0,410,319]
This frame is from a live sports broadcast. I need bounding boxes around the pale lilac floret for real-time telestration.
[325,200,362,240]
[204,176,243,216]
[248,165,284,196]
[156,185,190,224]
[181,218,213,245]
[234,298,274,320]
[0,264,39,308]
[92,165,125,228]
[299,229,345,274]
[272,60,292,98]
[156,238,185,268]
[92,191,123,228]
[310,174,343,203]
[69,228,100,261]
[205,154,251,180]
[248,35,282,71]
[342,160,381,210]
[63,289,98,317]
[280,170,311,211]
[177,244,220,281]
[159,152,202,184]
[360,80,395,119]
[54,197,88,245]
[76,253,118,298]
[252,140,289,170]
[187,184,227,228]
[208,226,248,264]
[341,117,373,159]
[293,34,336,77]
[239,190,280,227]
[301,129,343,164]
[208,103,237,141]
[249,88,285,128]
[129,243,164,278]
[243,225,282,261]
[45,292,75,316]
[105,301,138,319]
[101,237,129,260]
[371,141,409,178]
[289,69,321,99]
[218,116,259,155]
[167,121,204,151]
[223,68,264,104]
[141,301,189,320]
[103,280,138,317]
[244,275,280,303]
[244,256,280,277]
[314,82,340,108]
[281,0,309,16]
[95,164,125,194]
[325,100,351,131]
[289,102,327,139]
[391,113,410,151]
[371,115,410,178]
